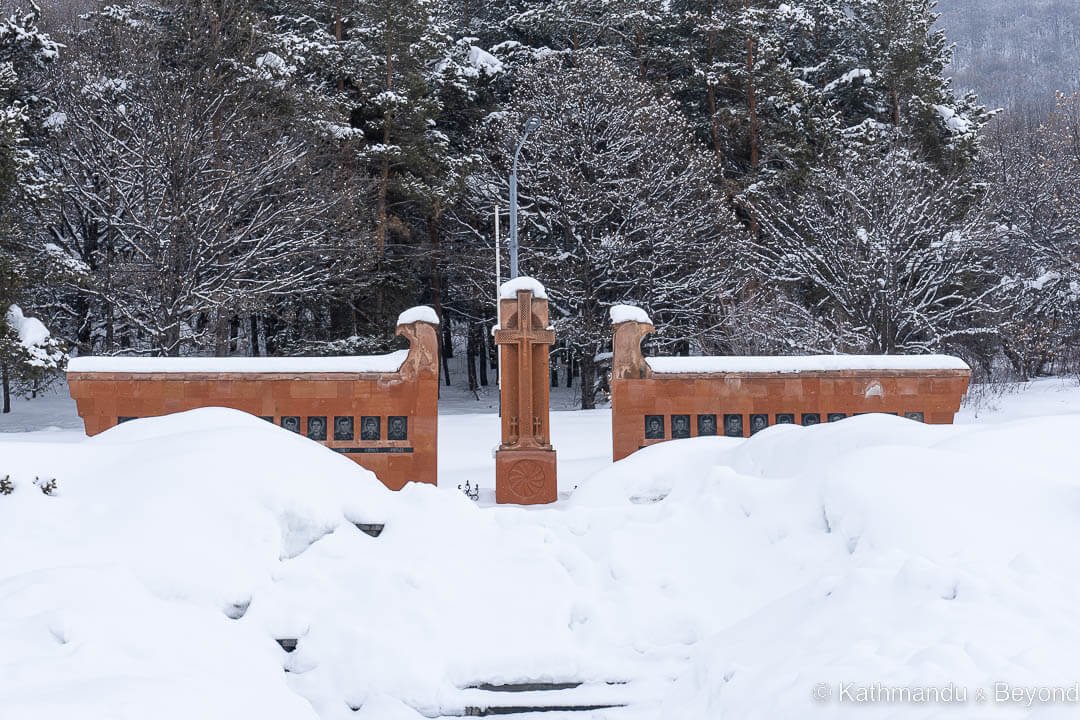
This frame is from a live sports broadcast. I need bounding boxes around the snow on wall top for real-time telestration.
[646,354,970,374]
[499,276,548,300]
[396,305,439,326]
[67,350,411,375]
[609,304,652,325]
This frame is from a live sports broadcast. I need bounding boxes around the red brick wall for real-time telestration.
[611,319,970,462]
[67,319,439,491]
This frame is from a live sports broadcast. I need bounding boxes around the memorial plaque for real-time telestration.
[334,416,354,441]
[801,413,820,426]
[644,414,665,439]
[259,416,273,423]
[671,414,691,439]
[388,415,408,441]
[905,411,924,422]
[360,416,380,441]
[697,414,717,436]
[281,416,300,433]
[750,414,769,435]
[827,413,846,423]
[724,413,743,437]
[117,416,136,424]
[307,416,327,441]
[775,413,795,424]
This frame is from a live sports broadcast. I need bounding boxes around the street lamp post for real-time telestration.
[508,116,542,279]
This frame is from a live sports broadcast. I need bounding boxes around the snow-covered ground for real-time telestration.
[2,377,1080,718]
[5,376,1080,497]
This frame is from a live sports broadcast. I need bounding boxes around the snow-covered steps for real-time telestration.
[428,681,642,717]
[352,522,385,537]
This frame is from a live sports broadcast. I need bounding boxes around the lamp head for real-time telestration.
[524,116,542,134]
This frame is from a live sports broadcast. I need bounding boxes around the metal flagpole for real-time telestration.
[495,205,502,416]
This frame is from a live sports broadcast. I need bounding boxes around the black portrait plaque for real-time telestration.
[360,416,380,441]
[334,416,354,441]
[644,415,665,440]
[827,413,846,423]
[259,416,274,423]
[117,416,137,424]
[281,416,300,433]
[307,416,327,441]
[801,413,820,426]
[387,415,408,441]
[697,414,717,436]
[750,414,769,435]
[905,411,925,422]
[671,414,691,439]
[775,413,795,424]
[724,414,744,437]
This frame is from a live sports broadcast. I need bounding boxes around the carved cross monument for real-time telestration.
[494,278,557,504]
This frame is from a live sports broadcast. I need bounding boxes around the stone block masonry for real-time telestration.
[66,308,440,491]
[610,305,971,462]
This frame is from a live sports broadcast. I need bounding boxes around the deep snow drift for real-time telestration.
[4,406,1080,718]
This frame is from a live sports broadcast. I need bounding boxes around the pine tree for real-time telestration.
[1,2,60,398]
[664,0,851,195]
[0,304,65,413]
[847,0,993,175]
[265,0,498,342]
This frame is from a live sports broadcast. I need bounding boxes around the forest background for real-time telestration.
[1,0,1078,409]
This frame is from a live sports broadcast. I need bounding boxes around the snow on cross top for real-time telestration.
[646,354,970,374]
[609,304,652,325]
[499,276,548,300]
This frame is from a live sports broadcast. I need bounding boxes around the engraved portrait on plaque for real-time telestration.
[334,416,354,441]
[388,415,408,441]
[644,415,665,439]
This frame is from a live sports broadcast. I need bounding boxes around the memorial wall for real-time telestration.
[609,305,971,462]
[67,308,440,491]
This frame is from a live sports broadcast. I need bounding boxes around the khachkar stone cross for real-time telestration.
[494,278,557,504]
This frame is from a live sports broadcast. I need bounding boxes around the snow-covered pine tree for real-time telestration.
[0,303,65,413]
[504,0,668,75]
[663,0,742,172]
[846,0,993,176]
[264,0,498,351]
[1,2,60,380]
[664,0,851,196]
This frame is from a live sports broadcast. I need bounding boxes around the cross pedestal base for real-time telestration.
[495,447,557,505]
